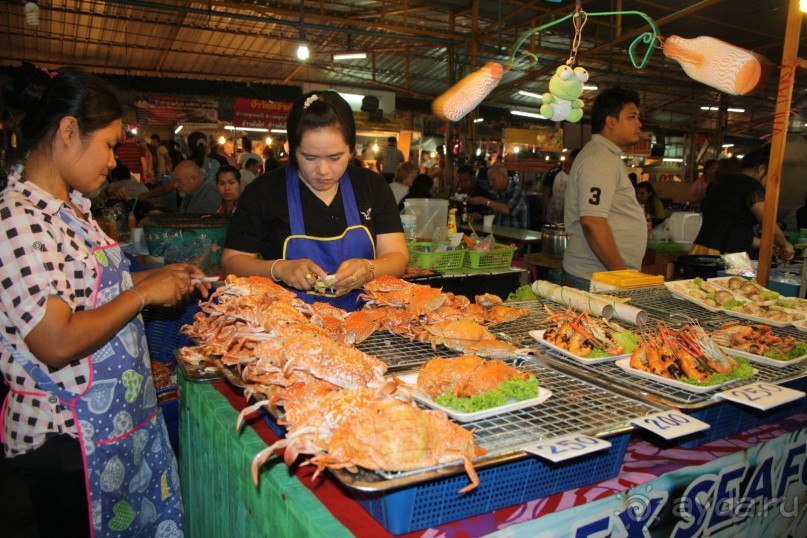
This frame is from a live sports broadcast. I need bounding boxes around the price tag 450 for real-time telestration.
[522,434,611,463]
[631,411,709,440]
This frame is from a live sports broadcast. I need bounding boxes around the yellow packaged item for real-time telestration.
[590,269,664,289]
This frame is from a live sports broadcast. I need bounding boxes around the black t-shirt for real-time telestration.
[224,165,402,260]
[694,172,765,253]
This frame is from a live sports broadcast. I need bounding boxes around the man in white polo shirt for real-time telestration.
[563,87,647,290]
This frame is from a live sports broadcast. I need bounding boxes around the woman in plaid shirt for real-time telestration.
[0,63,208,537]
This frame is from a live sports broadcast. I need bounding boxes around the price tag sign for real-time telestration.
[630,411,709,440]
[522,434,611,463]
[716,382,805,411]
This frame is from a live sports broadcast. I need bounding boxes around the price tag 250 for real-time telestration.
[717,382,804,411]
[522,434,611,463]
[630,411,709,440]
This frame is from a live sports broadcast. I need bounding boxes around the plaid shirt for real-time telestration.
[0,177,113,456]
[493,179,530,229]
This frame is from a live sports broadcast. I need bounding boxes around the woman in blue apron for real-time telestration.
[0,64,208,537]
[221,91,408,311]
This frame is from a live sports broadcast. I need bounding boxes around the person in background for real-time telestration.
[151,133,173,181]
[545,148,580,224]
[627,171,639,188]
[468,163,529,228]
[239,157,262,190]
[167,139,185,170]
[563,87,647,290]
[389,160,419,205]
[399,173,434,211]
[455,164,491,222]
[114,129,147,182]
[688,159,718,210]
[173,160,222,214]
[0,63,206,537]
[216,165,241,216]
[208,140,229,167]
[263,146,281,172]
[187,131,220,181]
[540,163,562,224]
[635,180,666,228]
[473,155,490,189]
[691,146,794,260]
[222,91,408,311]
[782,192,807,232]
[238,136,263,172]
[100,164,149,201]
[378,136,405,183]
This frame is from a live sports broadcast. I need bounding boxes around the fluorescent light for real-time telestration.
[582,84,598,91]
[225,126,270,133]
[473,118,484,123]
[518,90,544,100]
[663,158,684,163]
[722,143,735,148]
[270,129,287,134]
[802,0,807,12]
[24,2,39,26]
[174,125,184,134]
[333,52,367,60]
[297,43,310,60]
[476,148,482,156]
[700,106,745,113]
[511,110,546,119]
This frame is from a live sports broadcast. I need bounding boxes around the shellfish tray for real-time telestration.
[604,286,736,327]
[330,356,662,492]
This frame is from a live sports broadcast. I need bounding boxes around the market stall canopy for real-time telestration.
[1,0,806,139]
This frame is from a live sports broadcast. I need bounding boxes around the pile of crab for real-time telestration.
[177,275,538,492]
[358,275,532,358]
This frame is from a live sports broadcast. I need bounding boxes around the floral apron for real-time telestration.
[0,207,183,537]
[283,167,375,312]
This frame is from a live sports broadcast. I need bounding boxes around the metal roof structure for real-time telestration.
[1,0,805,140]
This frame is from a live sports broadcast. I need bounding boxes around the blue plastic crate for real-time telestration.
[678,395,807,449]
[143,301,200,364]
[347,433,630,535]
[259,406,287,439]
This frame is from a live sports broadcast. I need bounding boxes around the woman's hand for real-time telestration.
[135,266,197,306]
[274,258,326,291]
[774,242,796,262]
[332,258,373,296]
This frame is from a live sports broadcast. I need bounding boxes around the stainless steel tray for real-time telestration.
[355,328,462,371]
[332,356,664,492]
[174,349,222,383]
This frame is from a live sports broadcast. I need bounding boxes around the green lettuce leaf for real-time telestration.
[434,375,539,412]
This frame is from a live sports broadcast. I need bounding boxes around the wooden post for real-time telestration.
[757,0,801,286]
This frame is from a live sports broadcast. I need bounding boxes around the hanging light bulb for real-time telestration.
[297,42,310,61]
[24,2,40,26]
[218,136,226,145]
[265,136,273,145]
[297,1,309,61]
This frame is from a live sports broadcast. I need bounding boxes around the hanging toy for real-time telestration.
[432,62,504,122]
[663,35,766,95]
[540,65,588,123]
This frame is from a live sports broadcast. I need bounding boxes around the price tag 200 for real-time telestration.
[630,411,709,440]
[716,382,804,411]
[522,434,611,463]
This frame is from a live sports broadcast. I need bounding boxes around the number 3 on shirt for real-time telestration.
[588,187,601,205]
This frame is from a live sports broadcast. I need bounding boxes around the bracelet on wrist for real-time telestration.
[125,288,145,312]
[364,259,375,281]
[270,259,283,282]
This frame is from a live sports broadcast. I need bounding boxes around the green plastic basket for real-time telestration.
[407,242,465,271]
[463,245,516,269]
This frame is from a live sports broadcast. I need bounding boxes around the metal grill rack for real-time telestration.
[536,345,807,408]
[356,331,461,370]
[341,356,662,489]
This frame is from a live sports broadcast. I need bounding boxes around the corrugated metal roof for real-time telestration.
[1,0,805,139]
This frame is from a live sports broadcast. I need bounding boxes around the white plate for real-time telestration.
[614,358,756,394]
[663,281,723,312]
[396,372,552,422]
[708,277,777,306]
[723,308,791,328]
[794,320,807,333]
[529,330,630,364]
[717,346,807,368]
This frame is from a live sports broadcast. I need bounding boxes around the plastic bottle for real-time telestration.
[447,208,458,236]
[400,205,417,243]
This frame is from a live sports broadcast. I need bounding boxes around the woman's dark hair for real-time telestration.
[399,174,434,210]
[109,164,131,181]
[244,158,260,168]
[187,131,208,168]
[241,136,253,152]
[286,90,355,168]
[591,87,640,133]
[216,164,241,182]
[2,63,122,154]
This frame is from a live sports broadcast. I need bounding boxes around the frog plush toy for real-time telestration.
[540,65,589,123]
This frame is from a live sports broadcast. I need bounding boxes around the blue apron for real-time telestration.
[283,167,375,311]
[0,208,183,537]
